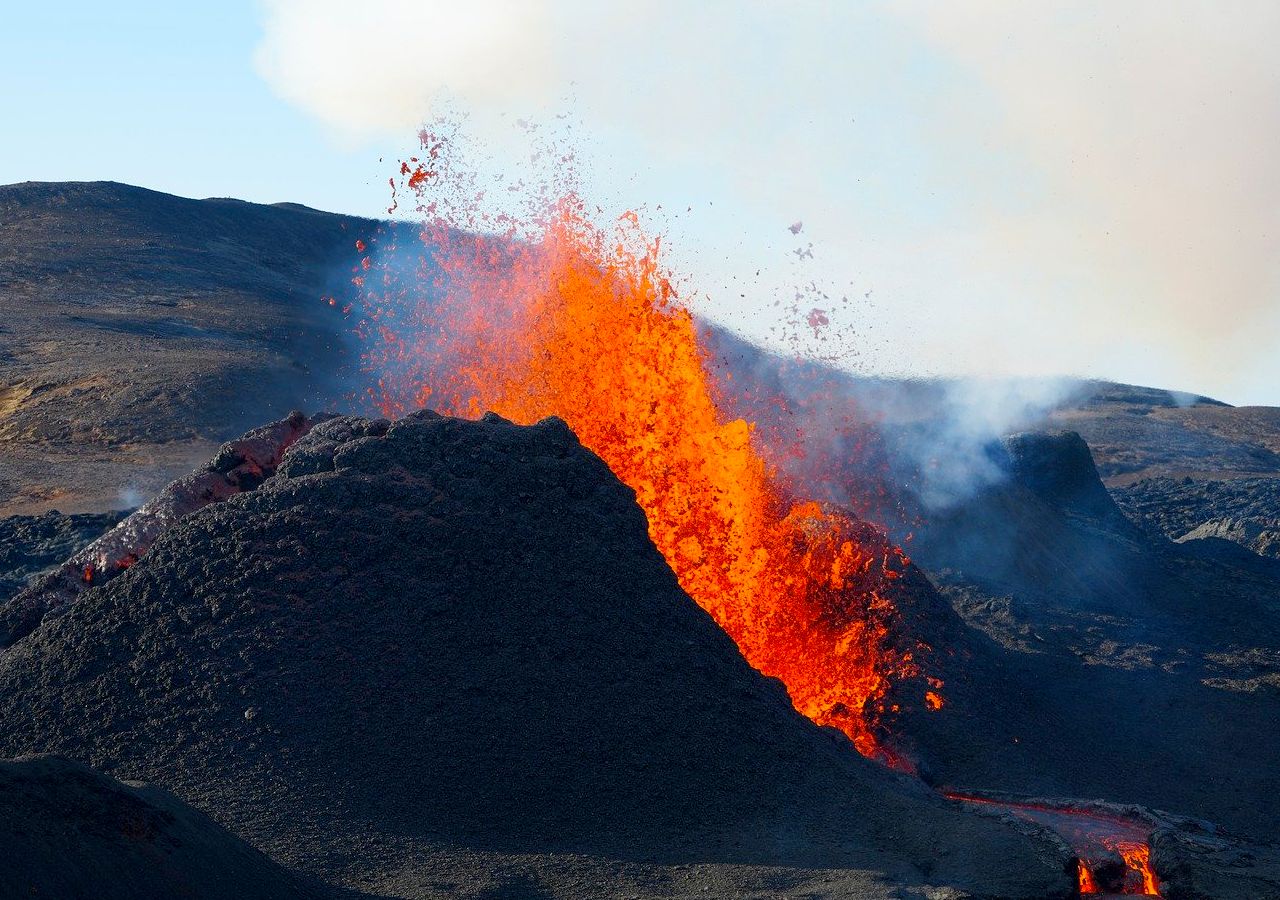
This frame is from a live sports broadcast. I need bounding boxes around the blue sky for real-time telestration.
[1,3,389,212]
[4,2,1278,405]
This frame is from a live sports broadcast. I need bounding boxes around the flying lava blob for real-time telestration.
[347,129,938,761]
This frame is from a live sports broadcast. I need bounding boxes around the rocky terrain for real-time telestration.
[1050,382,1280,563]
[1111,476,1280,558]
[0,509,126,604]
[891,431,1280,838]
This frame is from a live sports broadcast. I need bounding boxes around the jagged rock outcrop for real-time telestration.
[0,411,318,649]
[1001,430,1133,525]
[1178,516,1280,560]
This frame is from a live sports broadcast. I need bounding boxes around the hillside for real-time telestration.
[0,181,379,515]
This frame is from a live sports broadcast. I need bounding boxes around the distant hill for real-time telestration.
[1049,381,1280,483]
[4,181,1277,522]
[0,181,382,515]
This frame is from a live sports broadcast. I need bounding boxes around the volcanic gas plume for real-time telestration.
[345,133,936,761]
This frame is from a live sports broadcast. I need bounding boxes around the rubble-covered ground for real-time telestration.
[0,509,125,603]
[1112,475,1280,558]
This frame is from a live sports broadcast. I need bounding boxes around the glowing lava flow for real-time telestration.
[349,141,936,760]
[945,792,1161,896]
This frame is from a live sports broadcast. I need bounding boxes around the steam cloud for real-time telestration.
[256,1,1280,406]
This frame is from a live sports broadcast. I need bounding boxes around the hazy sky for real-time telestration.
[4,2,1278,405]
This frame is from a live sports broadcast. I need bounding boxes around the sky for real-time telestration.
[3,1,1278,405]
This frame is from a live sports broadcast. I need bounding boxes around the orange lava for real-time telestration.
[1077,860,1102,894]
[1115,841,1160,896]
[354,138,935,759]
[944,792,1160,896]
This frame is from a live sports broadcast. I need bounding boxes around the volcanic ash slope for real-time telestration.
[0,755,316,899]
[0,411,1072,899]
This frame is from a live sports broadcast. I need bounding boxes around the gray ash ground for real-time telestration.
[0,412,1075,899]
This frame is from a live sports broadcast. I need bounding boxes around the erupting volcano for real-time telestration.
[348,133,934,760]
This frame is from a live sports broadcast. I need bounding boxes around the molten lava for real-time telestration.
[1114,841,1160,897]
[945,792,1161,896]
[352,136,934,759]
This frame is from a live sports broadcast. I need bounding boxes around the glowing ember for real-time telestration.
[349,132,937,760]
[1114,841,1160,897]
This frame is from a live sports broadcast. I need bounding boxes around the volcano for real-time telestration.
[0,411,1073,898]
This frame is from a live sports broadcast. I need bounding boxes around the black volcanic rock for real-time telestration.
[0,509,126,603]
[0,755,314,900]
[1151,820,1280,900]
[1001,430,1127,523]
[0,412,1072,898]
[1114,475,1280,560]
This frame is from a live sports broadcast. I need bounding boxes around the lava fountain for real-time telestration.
[345,131,938,760]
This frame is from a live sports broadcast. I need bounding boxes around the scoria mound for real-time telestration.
[0,411,1073,898]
